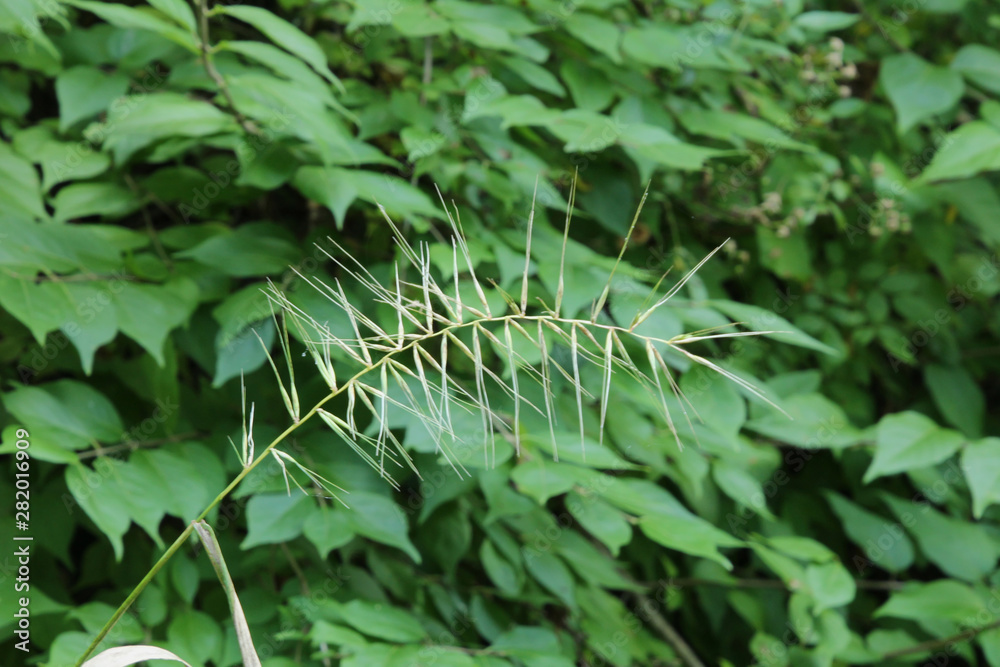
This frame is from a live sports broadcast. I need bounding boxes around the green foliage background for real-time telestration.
[1,0,999,665]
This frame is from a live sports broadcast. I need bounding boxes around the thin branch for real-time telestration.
[79,432,203,460]
[629,592,707,667]
[419,36,433,105]
[123,174,172,269]
[197,0,260,135]
[881,617,1000,659]
[663,577,905,591]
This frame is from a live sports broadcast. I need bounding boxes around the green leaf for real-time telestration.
[546,109,622,153]
[712,461,777,521]
[618,123,729,174]
[881,493,1000,582]
[13,127,112,192]
[222,40,350,120]
[863,411,964,483]
[213,282,276,348]
[875,580,986,623]
[213,318,274,388]
[0,276,73,344]
[501,56,565,97]
[63,0,198,52]
[961,437,1000,519]
[804,561,856,613]
[979,627,1000,666]
[291,165,358,228]
[917,121,1000,182]
[583,473,688,517]
[750,543,806,588]
[707,299,840,355]
[51,181,142,223]
[302,505,355,559]
[793,11,860,32]
[177,223,300,277]
[129,445,226,522]
[422,502,471,575]
[880,53,964,134]
[390,5,451,37]
[101,92,239,164]
[623,25,748,72]
[566,491,632,556]
[450,20,517,50]
[337,600,426,643]
[3,379,123,451]
[344,491,421,563]
[170,555,199,604]
[0,0,62,62]
[309,621,368,648]
[756,226,814,281]
[113,458,168,548]
[219,5,342,89]
[678,109,814,151]
[481,468,536,523]
[559,60,615,112]
[510,459,577,505]
[524,432,635,470]
[147,0,196,33]
[65,464,131,561]
[523,550,576,610]
[951,44,1000,95]
[113,278,199,366]
[481,540,521,595]
[564,13,622,64]
[343,169,444,221]
[553,532,639,591]
[55,65,130,132]
[0,143,47,220]
[167,610,222,665]
[241,492,314,550]
[293,166,443,227]
[639,514,742,570]
[767,536,837,563]
[491,627,574,667]
[464,95,559,129]
[745,393,863,449]
[930,177,1000,245]
[436,0,537,34]
[824,492,914,573]
[923,363,984,437]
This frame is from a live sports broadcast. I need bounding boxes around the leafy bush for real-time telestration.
[0,0,998,666]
